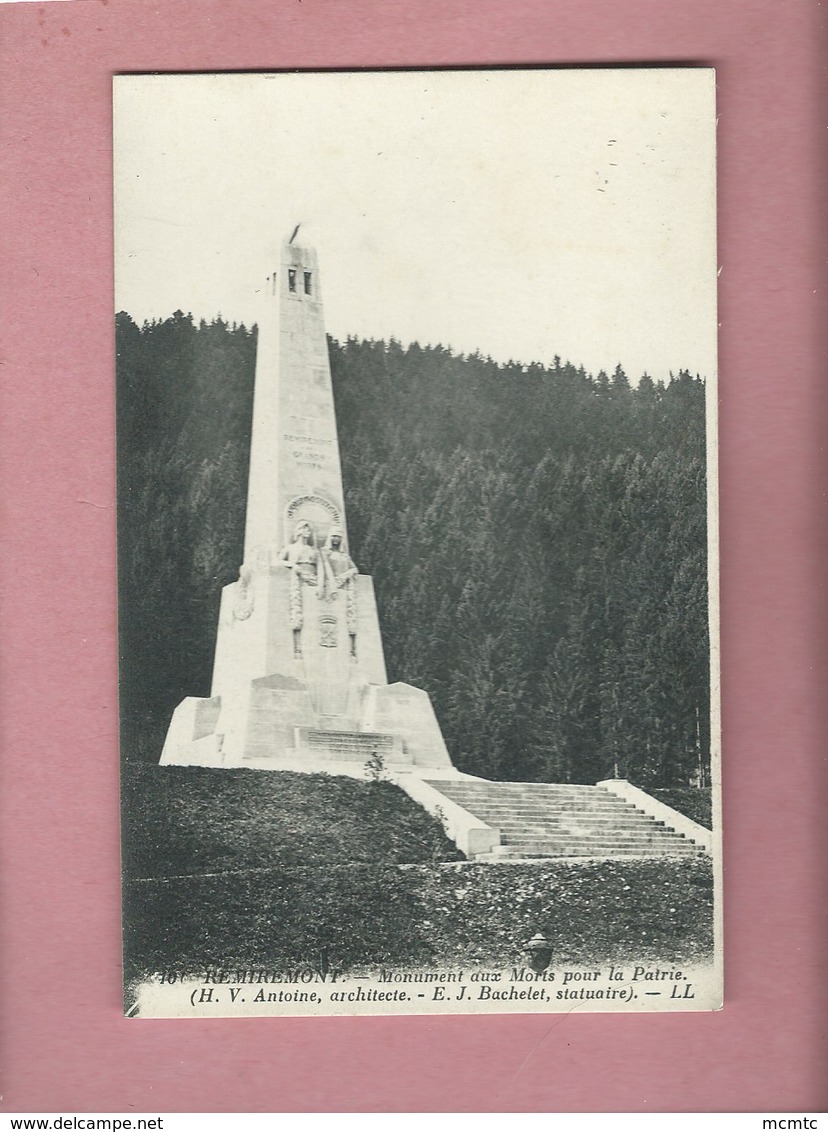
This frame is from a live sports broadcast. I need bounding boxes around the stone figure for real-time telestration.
[321,525,357,591]
[232,563,255,621]
[279,520,319,584]
[279,520,320,656]
[321,525,358,656]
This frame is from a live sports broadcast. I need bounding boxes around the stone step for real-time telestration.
[487,811,667,827]
[443,802,646,818]
[437,786,603,798]
[434,793,658,821]
[452,812,668,828]
[495,824,690,842]
[490,845,702,859]
[435,782,624,796]
[446,815,661,833]
[439,787,624,799]
[423,779,696,861]
[429,782,602,796]
[498,834,700,850]
[489,828,670,846]
[499,828,692,844]
[437,795,635,811]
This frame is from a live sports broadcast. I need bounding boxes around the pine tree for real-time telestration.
[117,319,710,788]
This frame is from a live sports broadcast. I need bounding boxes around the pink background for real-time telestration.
[1,0,825,1113]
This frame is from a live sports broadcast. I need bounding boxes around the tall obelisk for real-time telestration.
[161,232,453,772]
[244,235,348,561]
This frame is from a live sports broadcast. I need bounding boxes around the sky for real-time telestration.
[114,69,717,383]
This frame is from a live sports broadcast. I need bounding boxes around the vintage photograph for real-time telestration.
[115,69,719,1017]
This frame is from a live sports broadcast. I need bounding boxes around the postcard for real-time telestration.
[114,68,719,1017]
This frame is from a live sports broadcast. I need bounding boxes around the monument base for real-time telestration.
[161,556,455,774]
[160,679,453,772]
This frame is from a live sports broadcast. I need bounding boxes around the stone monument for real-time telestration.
[158,230,707,866]
[161,231,453,773]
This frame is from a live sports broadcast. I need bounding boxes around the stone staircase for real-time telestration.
[422,779,705,860]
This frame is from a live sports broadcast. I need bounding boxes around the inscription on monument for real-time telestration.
[297,729,400,760]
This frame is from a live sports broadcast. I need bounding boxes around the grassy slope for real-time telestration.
[126,857,714,982]
[646,787,713,830]
[122,765,462,877]
[122,766,714,983]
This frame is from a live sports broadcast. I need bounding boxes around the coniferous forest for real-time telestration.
[116,311,710,789]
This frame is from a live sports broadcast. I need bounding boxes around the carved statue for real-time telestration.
[279,520,320,656]
[321,525,357,591]
[232,564,255,621]
[279,520,319,585]
[320,525,358,656]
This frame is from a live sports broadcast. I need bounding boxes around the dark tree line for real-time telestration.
[117,311,710,787]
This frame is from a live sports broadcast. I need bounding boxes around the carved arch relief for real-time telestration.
[284,494,342,548]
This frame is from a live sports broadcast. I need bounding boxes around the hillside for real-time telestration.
[116,315,710,787]
[122,768,713,986]
[121,766,462,879]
